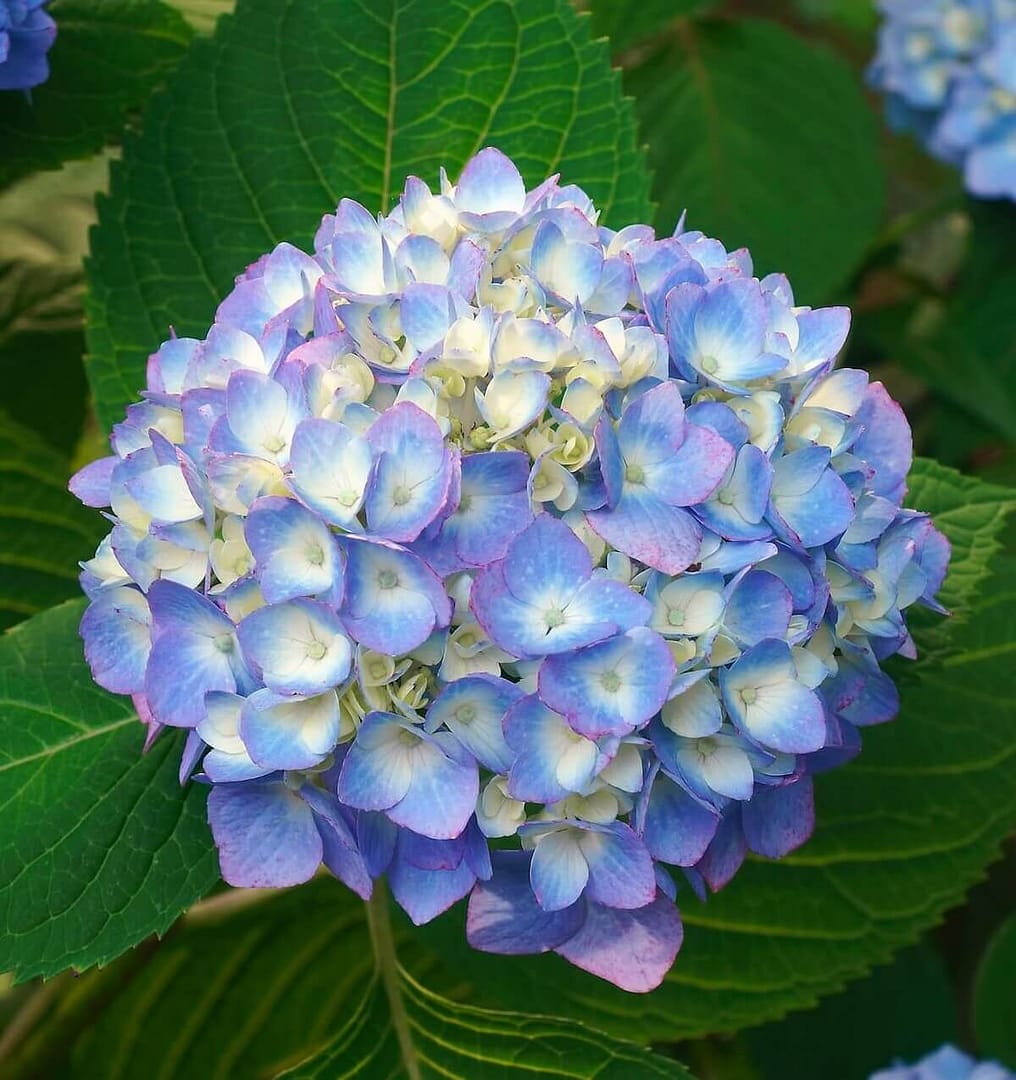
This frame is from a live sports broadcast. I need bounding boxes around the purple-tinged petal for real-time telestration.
[467,851,585,955]
[554,896,683,993]
[208,781,322,887]
[587,487,703,575]
[695,809,746,892]
[80,587,151,695]
[642,770,720,866]
[741,777,814,858]
[69,456,117,508]
[455,148,526,215]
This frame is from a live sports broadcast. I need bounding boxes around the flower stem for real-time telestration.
[366,879,420,1080]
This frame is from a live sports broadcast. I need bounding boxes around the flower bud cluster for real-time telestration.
[71,149,948,991]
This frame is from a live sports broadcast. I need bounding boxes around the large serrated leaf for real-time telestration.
[0,601,220,983]
[410,465,1015,1042]
[55,880,692,1079]
[0,0,193,189]
[0,416,104,629]
[84,0,652,430]
[623,17,885,302]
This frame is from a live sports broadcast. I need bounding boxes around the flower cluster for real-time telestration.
[871,1045,1014,1079]
[0,0,55,92]
[71,148,948,992]
[869,0,1016,201]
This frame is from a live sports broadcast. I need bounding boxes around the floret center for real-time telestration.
[377,569,399,590]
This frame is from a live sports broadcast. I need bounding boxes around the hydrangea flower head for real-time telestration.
[869,1,1016,200]
[870,1044,1014,1079]
[0,0,55,91]
[71,147,949,993]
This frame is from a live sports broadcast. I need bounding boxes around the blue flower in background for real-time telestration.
[869,0,1016,200]
[69,147,949,993]
[870,1044,1015,1079]
[0,0,55,91]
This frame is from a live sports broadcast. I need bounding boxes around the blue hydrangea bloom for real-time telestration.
[0,0,55,91]
[869,1,1016,200]
[71,148,949,993]
[870,1044,1014,1079]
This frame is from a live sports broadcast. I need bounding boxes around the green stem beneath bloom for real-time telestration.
[366,879,420,1080]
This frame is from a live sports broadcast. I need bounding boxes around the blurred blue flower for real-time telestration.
[0,0,55,91]
[870,1,1016,200]
[870,1043,1014,1079]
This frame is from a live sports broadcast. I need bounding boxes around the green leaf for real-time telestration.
[0,153,111,454]
[741,942,957,1079]
[0,0,193,189]
[56,880,691,1080]
[974,912,1016,1069]
[587,0,716,53]
[905,201,1016,444]
[0,416,104,628]
[623,17,885,302]
[0,601,219,983]
[415,468,1015,1042]
[84,0,652,430]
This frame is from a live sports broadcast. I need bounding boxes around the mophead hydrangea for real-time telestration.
[70,148,949,992]
[869,0,1016,201]
[0,0,56,92]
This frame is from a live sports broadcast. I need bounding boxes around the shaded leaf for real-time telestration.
[587,0,715,53]
[742,943,957,1080]
[624,17,884,301]
[974,911,1016,1069]
[0,415,104,628]
[0,601,219,983]
[906,201,1016,444]
[58,879,690,1079]
[0,0,193,189]
[84,0,651,429]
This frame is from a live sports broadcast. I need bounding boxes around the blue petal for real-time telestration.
[580,822,657,909]
[80,587,151,695]
[587,487,702,575]
[537,628,675,738]
[342,540,450,655]
[337,711,415,810]
[299,784,373,900]
[207,781,322,887]
[642,771,720,866]
[239,687,340,770]
[504,695,601,803]
[238,598,352,695]
[455,148,526,215]
[723,570,793,646]
[466,850,585,955]
[365,403,454,542]
[530,829,590,911]
[386,731,478,840]
[245,496,344,604]
[426,674,522,773]
[288,418,373,529]
[720,639,826,753]
[389,849,476,925]
[741,777,814,858]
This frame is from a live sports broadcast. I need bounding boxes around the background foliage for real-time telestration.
[1,0,1014,1077]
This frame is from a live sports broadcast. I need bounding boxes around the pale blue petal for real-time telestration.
[208,781,322,888]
